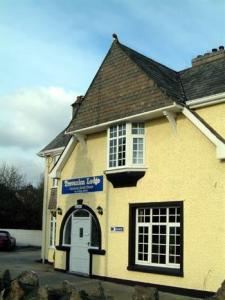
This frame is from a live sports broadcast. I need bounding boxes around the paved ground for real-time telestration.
[0,247,203,300]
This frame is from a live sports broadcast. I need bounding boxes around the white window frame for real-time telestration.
[49,214,56,248]
[62,210,100,249]
[63,215,72,246]
[135,206,181,269]
[107,122,145,169]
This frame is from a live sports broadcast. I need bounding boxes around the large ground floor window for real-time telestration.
[128,201,183,276]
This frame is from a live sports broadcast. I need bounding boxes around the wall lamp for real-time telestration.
[97,206,103,215]
[57,207,63,215]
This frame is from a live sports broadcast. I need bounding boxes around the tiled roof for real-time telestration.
[180,58,225,100]
[119,43,185,103]
[40,40,225,150]
[39,130,71,154]
[66,40,178,132]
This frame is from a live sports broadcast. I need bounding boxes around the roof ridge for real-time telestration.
[118,42,178,74]
[118,42,185,103]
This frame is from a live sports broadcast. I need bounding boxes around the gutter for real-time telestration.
[37,146,65,157]
[65,103,183,135]
[186,92,225,109]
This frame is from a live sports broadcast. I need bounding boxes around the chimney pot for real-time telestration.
[192,46,225,67]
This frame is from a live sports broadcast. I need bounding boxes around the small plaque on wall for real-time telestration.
[111,227,124,232]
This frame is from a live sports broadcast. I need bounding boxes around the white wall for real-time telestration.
[0,229,42,246]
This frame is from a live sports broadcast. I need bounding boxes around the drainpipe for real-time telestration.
[41,158,49,263]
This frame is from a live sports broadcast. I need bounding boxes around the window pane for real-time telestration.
[64,216,71,245]
[135,205,181,268]
[74,210,89,217]
[132,123,145,134]
[91,217,99,247]
[133,137,143,165]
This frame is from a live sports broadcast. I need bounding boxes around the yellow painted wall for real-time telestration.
[52,104,225,292]
[196,102,225,137]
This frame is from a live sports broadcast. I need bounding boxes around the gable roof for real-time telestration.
[38,129,72,156]
[40,39,225,151]
[119,43,185,103]
[65,40,225,134]
[66,40,182,133]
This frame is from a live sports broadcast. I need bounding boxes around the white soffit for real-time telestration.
[37,146,65,157]
[65,103,183,135]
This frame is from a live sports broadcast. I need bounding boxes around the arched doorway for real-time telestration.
[59,204,102,275]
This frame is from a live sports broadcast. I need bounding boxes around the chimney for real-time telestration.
[71,95,84,118]
[192,46,225,67]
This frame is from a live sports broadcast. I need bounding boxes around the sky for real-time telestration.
[0,0,225,185]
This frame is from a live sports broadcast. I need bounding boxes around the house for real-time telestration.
[38,36,225,297]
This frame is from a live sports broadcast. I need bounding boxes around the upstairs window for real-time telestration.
[108,123,145,169]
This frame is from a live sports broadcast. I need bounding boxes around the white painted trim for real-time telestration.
[186,92,225,109]
[104,167,147,174]
[163,111,177,134]
[50,136,78,178]
[182,107,225,159]
[38,146,65,157]
[65,103,183,135]
[74,133,86,150]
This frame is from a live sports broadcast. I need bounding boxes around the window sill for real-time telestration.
[127,264,183,277]
[104,167,147,188]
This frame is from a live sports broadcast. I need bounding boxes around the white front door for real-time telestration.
[70,216,91,275]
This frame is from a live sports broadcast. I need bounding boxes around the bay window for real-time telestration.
[108,122,145,169]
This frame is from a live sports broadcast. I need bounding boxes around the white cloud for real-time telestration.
[0,86,77,149]
[0,86,78,185]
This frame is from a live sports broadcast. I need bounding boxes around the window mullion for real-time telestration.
[148,209,152,264]
[165,208,170,265]
[126,123,132,167]
[116,126,119,167]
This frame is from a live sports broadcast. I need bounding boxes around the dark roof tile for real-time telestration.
[180,58,225,100]
[39,130,71,154]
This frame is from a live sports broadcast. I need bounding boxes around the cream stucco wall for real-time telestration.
[196,102,225,138]
[49,103,225,293]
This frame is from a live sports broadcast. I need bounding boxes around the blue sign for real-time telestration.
[62,176,103,194]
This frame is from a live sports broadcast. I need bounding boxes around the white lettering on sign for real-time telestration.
[64,177,101,187]
[86,177,101,185]
[64,179,85,187]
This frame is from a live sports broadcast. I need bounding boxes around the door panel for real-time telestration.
[70,217,90,274]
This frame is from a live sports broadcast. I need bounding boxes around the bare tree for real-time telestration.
[0,163,25,190]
